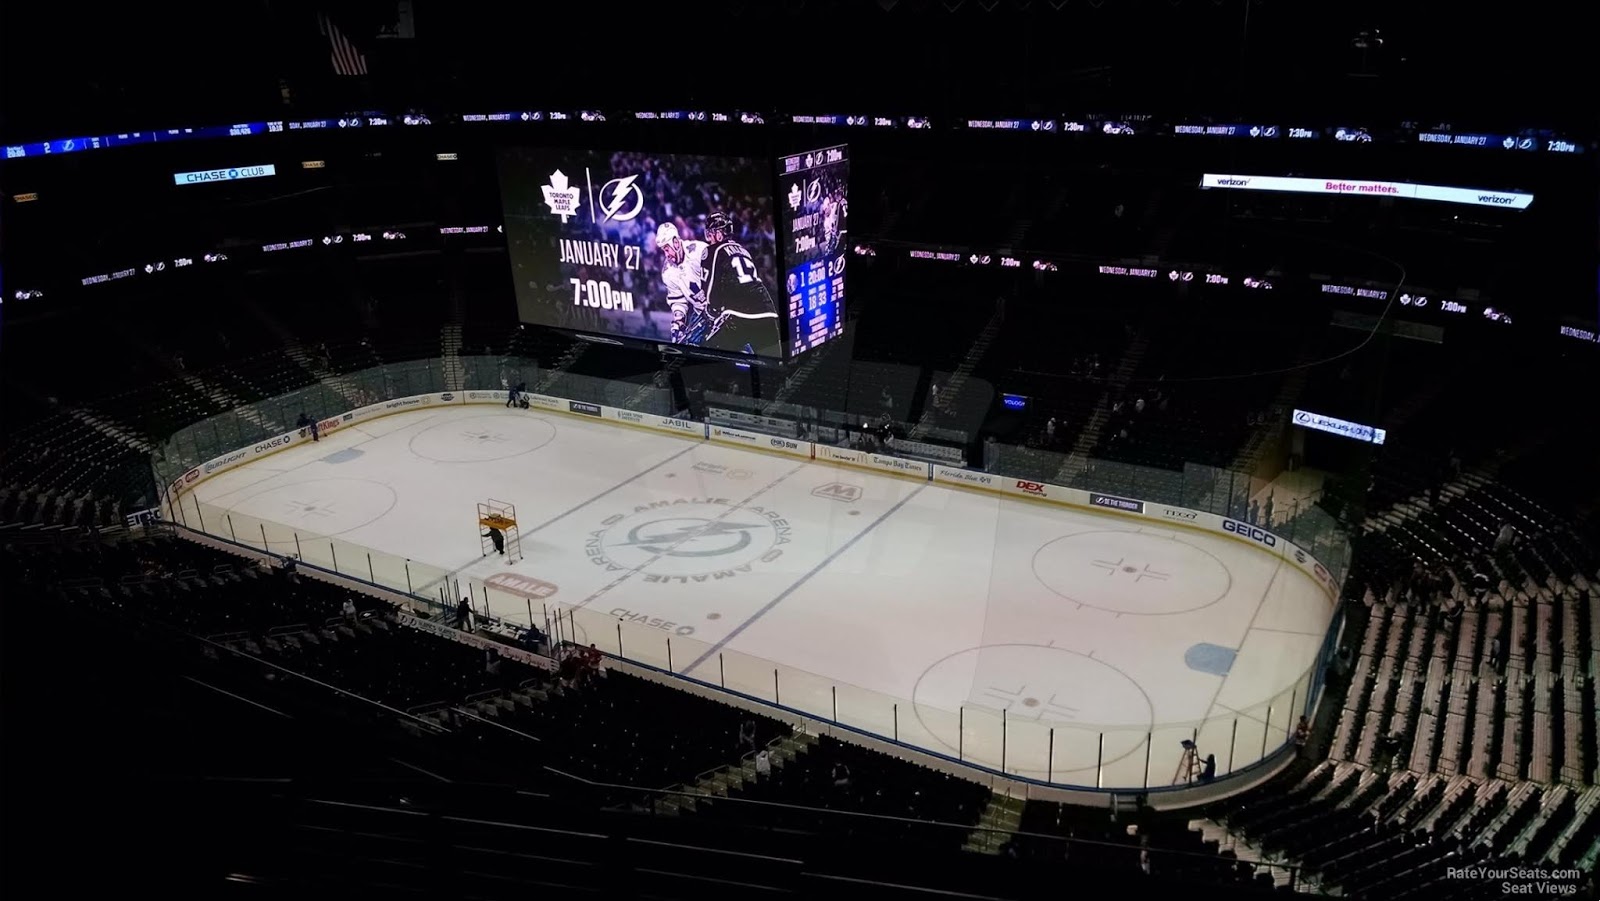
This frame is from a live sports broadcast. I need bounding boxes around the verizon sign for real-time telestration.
[1200,173,1533,210]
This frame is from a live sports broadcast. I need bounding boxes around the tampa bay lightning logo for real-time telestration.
[587,499,793,579]
[596,173,644,222]
[614,517,768,557]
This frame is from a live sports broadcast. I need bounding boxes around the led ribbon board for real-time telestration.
[1201,174,1533,210]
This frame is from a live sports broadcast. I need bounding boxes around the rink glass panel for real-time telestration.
[155,358,1348,791]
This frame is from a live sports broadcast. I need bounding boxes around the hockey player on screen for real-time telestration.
[821,193,843,255]
[656,221,708,342]
[699,211,779,354]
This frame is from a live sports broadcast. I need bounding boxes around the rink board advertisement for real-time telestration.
[397,612,554,671]
[815,445,869,467]
[497,147,785,359]
[601,407,706,437]
[708,424,814,459]
[932,466,1004,491]
[816,444,932,479]
[460,390,705,437]
[778,145,849,356]
[166,393,1340,604]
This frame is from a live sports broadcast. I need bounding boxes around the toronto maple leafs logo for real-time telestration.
[542,170,581,223]
[787,181,802,211]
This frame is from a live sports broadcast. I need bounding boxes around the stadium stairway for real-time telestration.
[1001,218,1032,251]
[653,731,818,816]
[765,333,848,410]
[623,355,682,411]
[283,341,368,411]
[179,371,283,437]
[440,322,466,391]
[1229,341,1317,475]
[66,407,153,455]
[909,298,1004,440]
[1056,329,1149,484]
[1186,818,1293,890]
[961,791,1025,855]
[534,340,587,392]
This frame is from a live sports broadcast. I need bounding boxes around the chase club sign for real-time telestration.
[173,164,277,186]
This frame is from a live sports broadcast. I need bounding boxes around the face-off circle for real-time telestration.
[408,415,557,463]
[587,500,792,579]
[1031,529,1232,615]
[912,643,1155,779]
[230,477,399,539]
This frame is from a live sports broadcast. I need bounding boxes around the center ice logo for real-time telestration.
[617,518,766,557]
[588,498,792,582]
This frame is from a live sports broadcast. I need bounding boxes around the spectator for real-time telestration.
[523,624,546,654]
[579,644,602,684]
[1335,645,1352,677]
[737,719,757,755]
[1494,521,1516,550]
[341,597,358,621]
[1293,716,1311,755]
[831,761,851,789]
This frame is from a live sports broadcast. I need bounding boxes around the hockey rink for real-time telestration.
[183,404,1334,788]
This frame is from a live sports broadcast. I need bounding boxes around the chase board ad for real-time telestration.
[498,147,784,359]
[779,144,848,356]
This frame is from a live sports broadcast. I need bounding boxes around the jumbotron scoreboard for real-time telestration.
[778,144,849,357]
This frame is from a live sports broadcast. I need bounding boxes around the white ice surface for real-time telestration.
[189,405,1333,785]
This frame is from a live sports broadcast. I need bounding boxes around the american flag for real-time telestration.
[318,12,368,76]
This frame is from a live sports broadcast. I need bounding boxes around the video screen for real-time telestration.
[778,144,849,356]
[498,148,783,358]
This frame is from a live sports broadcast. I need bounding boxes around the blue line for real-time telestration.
[414,442,699,595]
[682,484,927,676]
[524,443,699,535]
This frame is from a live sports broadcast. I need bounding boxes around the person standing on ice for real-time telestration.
[483,526,505,556]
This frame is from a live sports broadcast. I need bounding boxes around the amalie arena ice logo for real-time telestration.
[587,498,792,582]
[485,572,558,601]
